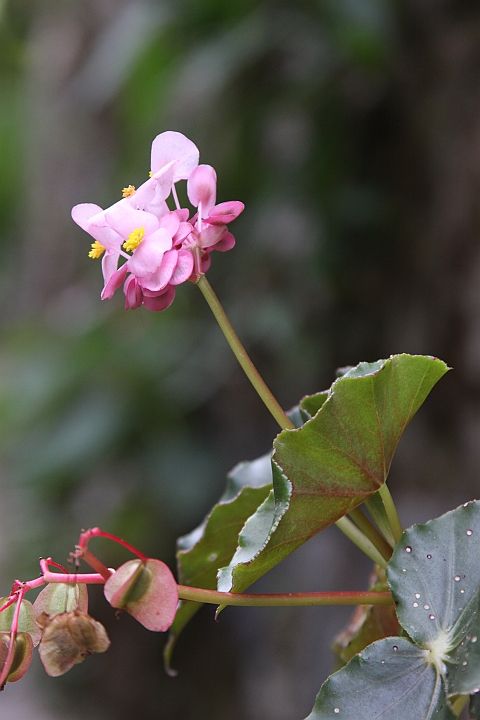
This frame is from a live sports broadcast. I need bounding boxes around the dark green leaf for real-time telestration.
[219,354,448,593]
[388,500,480,696]
[305,637,455,720]
[164,453,272,672]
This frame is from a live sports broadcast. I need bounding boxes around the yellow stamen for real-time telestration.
[123,227,145,252]
[122,184,136,198]
[148,170,153,178]
[88,241,105,260]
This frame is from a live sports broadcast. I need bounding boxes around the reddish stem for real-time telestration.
[42,558,69,574]
[0,588,25,688]
[77,527,147,561]
[78,550,111,581]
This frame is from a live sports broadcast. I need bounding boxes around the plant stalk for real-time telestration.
[378,484,403,544]
[197,275,294,431]
[348,507,393,560]
[177,585,393,607]
[335,516,388,569]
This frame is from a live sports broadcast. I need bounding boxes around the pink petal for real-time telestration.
[105,202,159,239]
[213,230,236,252]
[138,249,178,292]
[142,285,176,312]
[197,223,224,249]
[129,179,170,219]
[173,209,190,222]
[187,164,217,214]
[123,275,143,309]
[173,221,194,247]
[71,203,103,231]
[170,250,194,285]
[159,211,181,237]
[148,161,176,197]
[101,264,129,300]
[151,131,199,182]
[200,253,212,273]
[128,229,172,278]
[101,251,120,283]
[206,201,245,225]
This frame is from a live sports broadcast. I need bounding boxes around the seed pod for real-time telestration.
[0,597,41,646]
[104,558,178,631]
[0,632,34,685]
[33,583,88,617]
[37,611,110,677]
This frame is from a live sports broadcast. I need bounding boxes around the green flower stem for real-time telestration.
[197,275,294,431]
[348,508,393,560]
[335,516,388,569]
[177,585,393,607]
[378,484,403,544]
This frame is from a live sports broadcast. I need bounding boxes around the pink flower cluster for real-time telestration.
[72,131,244,311]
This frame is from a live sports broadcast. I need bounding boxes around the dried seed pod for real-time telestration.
[37,611,110,677]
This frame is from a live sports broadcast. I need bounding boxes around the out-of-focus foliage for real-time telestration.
[0,0,479,718]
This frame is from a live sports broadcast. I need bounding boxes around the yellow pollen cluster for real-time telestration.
[88,241,106,260]
[148,170,154,178]
[122,184,136,198]
[123,227,145,252]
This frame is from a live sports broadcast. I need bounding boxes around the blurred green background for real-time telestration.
[1,1,480,718]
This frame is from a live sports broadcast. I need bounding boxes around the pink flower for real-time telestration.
[73,132,244,311]
[186,164,244,269]
[93,202,194,309]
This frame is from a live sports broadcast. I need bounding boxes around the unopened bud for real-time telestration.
[104,558,178,631]
[37,611,110,677]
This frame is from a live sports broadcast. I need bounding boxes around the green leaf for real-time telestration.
[164,453,272,673]
[305,637,455,720]
[388,500,480,697]
[219,354,448,593]
[0,598,41,646]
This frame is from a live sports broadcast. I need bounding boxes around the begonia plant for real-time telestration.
[2,131,479,720]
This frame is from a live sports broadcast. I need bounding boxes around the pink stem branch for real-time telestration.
[77,527,147,561]
[0,588,25,688]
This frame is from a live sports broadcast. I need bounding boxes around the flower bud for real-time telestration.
[37,611,110,677]
[104,558,178,631]
[0,632,33,685]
